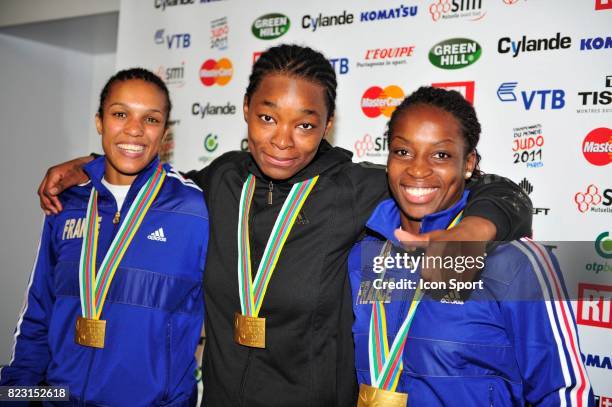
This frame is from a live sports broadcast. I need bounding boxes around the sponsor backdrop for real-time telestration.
[116,0,611,400]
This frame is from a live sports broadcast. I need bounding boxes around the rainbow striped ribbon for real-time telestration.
[368,210,463,391]
[78,163,166,320]
[237,174,319,317]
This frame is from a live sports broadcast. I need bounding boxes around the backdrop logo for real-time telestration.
[518,178,550,215]
[240,138,249,152]
[580,35,612,51]
[596,232,612,259]
[512,124,544,168]
[429,0,485,21]
[596,0,612,10]
[302,10,354,32]
[498,33,571,57]
[155,62,185,87]
[575,184,612,213]
[578,283,612,329]
[497,82,565,110]
[204,133,219,152]
[210,17,228,50]
[191,102,237,118]
[354,134,389,158]
[357,47,415,69]
[361,86,405,118]
[154,0,194,10]
[252,13,290,40]
[429,38,481,69]
[160,119,179,164]
[582,127,612,166]
[360,5,418,22]
[154,29,191,49]
[431,81,475,103]
[329,58,349,75]
[577,75,612,114]
[199,58,233,86]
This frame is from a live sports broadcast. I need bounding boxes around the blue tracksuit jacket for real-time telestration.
[349,193,594,406]
[0,157,208,406]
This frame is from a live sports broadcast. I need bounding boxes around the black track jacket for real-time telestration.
[186,140,532,407]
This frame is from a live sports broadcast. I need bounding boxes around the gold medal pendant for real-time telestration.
[75,316,106,348]
[233,312,265,348]
[358,383,408,407]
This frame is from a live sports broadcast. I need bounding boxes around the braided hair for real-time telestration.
[97,67,172,127]
[386,86,483,177]
[245,44,337,121]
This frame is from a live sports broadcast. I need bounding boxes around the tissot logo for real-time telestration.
[577,75,612,114]
[582,128,612,166]
[578,283,612,329]
[154,0,194,10]
[429,38,481,69]
[302,10,354,32]
[498,33,571,57]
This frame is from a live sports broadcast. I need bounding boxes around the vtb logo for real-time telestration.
[578,283,612,329]
[497,82,565,110]
[361,85,404,118]
[154,29,191,49]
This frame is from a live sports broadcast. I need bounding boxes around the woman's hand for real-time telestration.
[38,156,93,215]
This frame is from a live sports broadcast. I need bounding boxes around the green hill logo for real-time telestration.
[429,38,481,69]
[252,13,290,40]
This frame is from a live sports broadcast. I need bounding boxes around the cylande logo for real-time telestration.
[252,13,290,40]
[199,58,233,86]
[361,86,405,118]
[302,10,354,32]
[429,38,481,70]
[582,127,612,166]
[498,32,571,58]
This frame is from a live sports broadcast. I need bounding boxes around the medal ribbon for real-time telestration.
[237,174,319,317]
[79,163,166,320]
[368,210,463,391]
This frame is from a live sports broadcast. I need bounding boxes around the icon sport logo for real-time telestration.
[199,58,233,86]
[361,86,405,118]
[582,127,612,166]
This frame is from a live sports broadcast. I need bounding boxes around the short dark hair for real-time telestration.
[245,44,337,121]
[386,86,482,177]
[97,68,172,127]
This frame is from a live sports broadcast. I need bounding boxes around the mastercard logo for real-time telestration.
[361,85,405,118]
[582,127,611,166]
[199,58,233,86]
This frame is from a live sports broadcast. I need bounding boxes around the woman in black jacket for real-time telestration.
[38,45,532,407]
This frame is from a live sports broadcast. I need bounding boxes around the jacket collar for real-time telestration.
[83,155,161,201]
[245,139,353,184]
[365,191,470,244]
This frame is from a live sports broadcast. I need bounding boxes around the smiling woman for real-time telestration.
[0,68,208,407]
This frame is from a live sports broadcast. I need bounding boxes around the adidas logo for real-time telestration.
[147,228,167,242]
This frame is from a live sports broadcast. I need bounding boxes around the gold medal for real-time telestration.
[233,312,265,348]
[75,316,106,348]
[358,383,408,407]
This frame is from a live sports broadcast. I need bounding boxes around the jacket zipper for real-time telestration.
[239,350,253,406]
[488,383,494,406]
[267,181,274,205]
